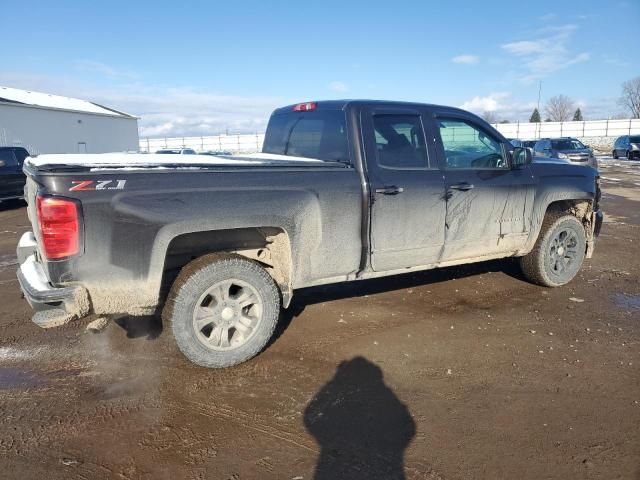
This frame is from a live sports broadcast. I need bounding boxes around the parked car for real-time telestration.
[155,148,197,155]
[199,150,234,156]
[0,147,29,202]
[509,139,537,149]
[533,137,597,168]
[17,100,603,368]
[612,135,640,160]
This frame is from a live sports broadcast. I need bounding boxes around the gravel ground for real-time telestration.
[0,158,638,480]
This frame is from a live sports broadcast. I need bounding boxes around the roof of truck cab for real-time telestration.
[273,100,474,115]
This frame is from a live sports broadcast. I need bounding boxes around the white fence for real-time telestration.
[491,118,640,140]
[139,119,640,154]
[139,133,265,153]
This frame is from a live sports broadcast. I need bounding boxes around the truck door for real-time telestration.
[361,106,446,272]
[430,112,535,261]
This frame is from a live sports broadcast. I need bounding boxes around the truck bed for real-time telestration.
[26,152,349,171]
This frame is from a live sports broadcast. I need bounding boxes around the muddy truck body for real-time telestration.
[17,100,603,368]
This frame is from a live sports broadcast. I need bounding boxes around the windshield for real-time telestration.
[263,110,349,163]
[630,136,640,143]
[551,139,586,150]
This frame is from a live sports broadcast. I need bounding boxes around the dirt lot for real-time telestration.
[0,158,638,480]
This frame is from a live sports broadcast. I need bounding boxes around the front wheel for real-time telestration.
[612,150,618,159]
[627,150,633,160]
[164,254,281,368]
[519,213,587,287]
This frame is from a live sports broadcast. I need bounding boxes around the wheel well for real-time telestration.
[545,199,593,222]
[161,227,293,306]
[545,199,596,255]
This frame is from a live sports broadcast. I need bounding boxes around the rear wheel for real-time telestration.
[164,254,281,368]
[627,150,633,160]
[612,150,618,159]
[519,213,587,287]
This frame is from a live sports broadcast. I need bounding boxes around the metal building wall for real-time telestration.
[0,103,139,154]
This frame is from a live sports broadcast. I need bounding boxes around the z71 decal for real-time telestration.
[69,180,127,191]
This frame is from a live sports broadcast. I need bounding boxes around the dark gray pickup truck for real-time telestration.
[17,100,603,368]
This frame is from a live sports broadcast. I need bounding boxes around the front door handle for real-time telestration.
[375,186,404,195]
[449,182,474,191]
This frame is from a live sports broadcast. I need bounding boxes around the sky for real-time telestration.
[3,0,639,137]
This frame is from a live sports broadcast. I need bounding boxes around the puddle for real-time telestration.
[612,293,640,310]
[0,368,43,389]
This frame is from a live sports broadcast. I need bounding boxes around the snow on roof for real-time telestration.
[0,85,135,118]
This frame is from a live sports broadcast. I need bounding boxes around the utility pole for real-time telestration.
[536,80,542,138]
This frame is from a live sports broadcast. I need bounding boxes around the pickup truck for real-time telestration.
[17,100,603,368]
[0,146,29,202]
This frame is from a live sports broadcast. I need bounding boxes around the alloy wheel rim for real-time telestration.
[548,229,579,276]
[192,278,263,351]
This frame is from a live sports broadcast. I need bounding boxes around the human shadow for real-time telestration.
[304,357,416,480]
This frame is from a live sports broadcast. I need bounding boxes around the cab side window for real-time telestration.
[373,114,429,169]
[437,118,507,169]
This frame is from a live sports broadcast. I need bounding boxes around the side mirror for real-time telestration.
[512,147,532,168]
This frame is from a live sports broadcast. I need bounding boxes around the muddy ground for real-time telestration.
[0,158,638,480]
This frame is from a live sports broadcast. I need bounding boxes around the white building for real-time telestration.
[0,86,139,155]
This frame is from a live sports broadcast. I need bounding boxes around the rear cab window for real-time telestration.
[262,109,349,164]
[551,139,586,150]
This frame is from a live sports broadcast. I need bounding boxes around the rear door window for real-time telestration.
[373,114,429,169]
[263,110,349,163]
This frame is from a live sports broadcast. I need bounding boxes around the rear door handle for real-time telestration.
[449,182,474,191]
[375,186,404,195]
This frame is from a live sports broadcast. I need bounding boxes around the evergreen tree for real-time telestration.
[529,108,541,123]
[573,108,583,121]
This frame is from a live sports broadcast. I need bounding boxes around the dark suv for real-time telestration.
[0,147,29,202]
[612,135,640,160]
[533,137,597,168]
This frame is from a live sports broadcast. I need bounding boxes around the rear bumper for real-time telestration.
[16,232,89,327]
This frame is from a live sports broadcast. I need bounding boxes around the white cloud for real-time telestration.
[451,55,480,65]
[74,60,138,80]
[501,24,589,84]
[460,92,512,112]
[329,81,348,92]
[539,13,557,21]
[0,72,284,137]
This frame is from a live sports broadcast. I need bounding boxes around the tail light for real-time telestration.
[36,196,80,259]
[292,102,317,112]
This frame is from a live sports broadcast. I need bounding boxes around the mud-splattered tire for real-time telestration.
[612,150,618,159]
[519,213,587,287]
[164,254,281,368]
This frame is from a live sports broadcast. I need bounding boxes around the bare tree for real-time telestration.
[618,76,640,119]
[481,111,498,124]
[544,95,575,122]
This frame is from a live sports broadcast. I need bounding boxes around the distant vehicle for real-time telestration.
[533,137,597,168]
[199,151,234,156]
[17,99,603,369]
[155,148,197,155]
[612,135,640,160]
[0,147,29,202]
[509,139,537,149]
